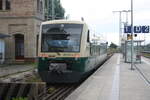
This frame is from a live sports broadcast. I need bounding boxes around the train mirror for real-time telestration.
[87,30,90,42]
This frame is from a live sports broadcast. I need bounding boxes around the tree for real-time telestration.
[45,0,65,20]
[109,42,118,49]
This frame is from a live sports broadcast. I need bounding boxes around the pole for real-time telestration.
[52,0,55,20]
[47,0,49,20]
[131,0,134,70]
[124,11,129,26]
[43,0,45,20]
[119,12,122,46]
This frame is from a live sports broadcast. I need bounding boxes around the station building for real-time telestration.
[0,0,45,63]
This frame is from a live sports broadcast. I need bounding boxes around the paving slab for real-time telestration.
[120,57,150,100]
[65,54,150,100]
[134,56,150,83]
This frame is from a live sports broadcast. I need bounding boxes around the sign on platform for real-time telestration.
[124,25,150,33]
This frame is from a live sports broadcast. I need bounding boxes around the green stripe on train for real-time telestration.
[37,57,90,72]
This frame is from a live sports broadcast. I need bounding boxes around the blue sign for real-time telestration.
[124,25,150,33]
[124,26,131,33]
[134,26,142,33]
[142,26,149,33]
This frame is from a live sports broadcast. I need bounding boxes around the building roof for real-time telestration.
[0,33,10,38]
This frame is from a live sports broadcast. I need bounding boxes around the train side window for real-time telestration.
[87,30,90,43]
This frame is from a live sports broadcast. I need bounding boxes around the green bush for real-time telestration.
[12,97,27,100]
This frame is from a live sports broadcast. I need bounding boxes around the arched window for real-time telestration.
[37,0,40,11]
[0,0,2,10]
[37,0,43,13]
[0,0,11,10]
[14,34,24,59]
[6,0,10,10]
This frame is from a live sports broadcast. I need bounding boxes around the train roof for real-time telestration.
[41,20,87,25]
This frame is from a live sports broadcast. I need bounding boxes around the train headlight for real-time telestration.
[74,54,80,58]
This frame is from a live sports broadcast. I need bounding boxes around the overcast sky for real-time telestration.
[61,0,150,45]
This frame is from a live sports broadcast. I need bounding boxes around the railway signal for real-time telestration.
[127,34,132,40]
[127,34,137,40]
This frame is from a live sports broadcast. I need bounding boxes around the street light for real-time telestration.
[131,0,134,70]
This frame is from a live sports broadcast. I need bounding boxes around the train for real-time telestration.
[37,20,108,83]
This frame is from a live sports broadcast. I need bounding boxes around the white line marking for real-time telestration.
[110,54,120,100]
[117,54,120,65]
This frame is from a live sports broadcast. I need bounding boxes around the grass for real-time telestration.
[12,97,27,100]
[142,53,150,58]
[25,74,42,82]
[47,87,56,94]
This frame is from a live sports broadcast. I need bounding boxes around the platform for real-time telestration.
[65,54,150,100]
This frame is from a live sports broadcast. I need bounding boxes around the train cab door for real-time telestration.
[87,30,91,56]
[15,34,24,60]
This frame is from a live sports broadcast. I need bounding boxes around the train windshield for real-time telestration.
[41,24,83,52]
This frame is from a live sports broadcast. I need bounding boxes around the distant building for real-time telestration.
[0,0,45,63]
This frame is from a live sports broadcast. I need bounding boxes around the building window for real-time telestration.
[37,0,40,11]
[0,0,11,10]
[37,0,43,13]
[0,0,2,10]
[6,0,10,10]
[40,1,43,13]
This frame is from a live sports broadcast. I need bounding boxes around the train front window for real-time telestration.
[41,24,83,52]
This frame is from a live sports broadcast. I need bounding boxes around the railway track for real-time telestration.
[39,84,78,100]
[38,55,113,100]
[0,54,113,100]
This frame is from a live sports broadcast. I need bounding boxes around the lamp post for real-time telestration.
[131,0,134,70]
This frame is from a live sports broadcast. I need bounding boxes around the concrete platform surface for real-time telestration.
[135,56,150,82]
[65,54,150,100]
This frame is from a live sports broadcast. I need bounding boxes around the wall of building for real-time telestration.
[0,0,45,63]
[0,0,34,17]
[0,18,35,62]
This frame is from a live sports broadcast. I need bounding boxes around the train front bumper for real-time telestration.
[38,70,87,83]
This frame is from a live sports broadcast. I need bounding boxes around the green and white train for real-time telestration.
[38,20,108,83]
